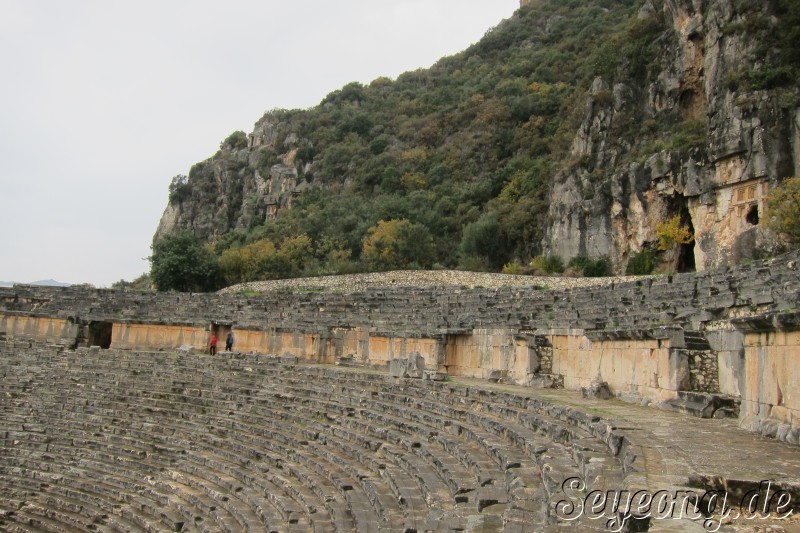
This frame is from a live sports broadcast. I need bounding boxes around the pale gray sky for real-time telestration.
[0,0,519,286]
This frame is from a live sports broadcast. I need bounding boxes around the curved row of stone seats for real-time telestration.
[0,344,628,531]
[268,369,634,530]
[278,368,628,475]
[1,351,433,531]
[276,371,627,501]
[119,358,604,528]
[1,360,324,530]
[0,374,366,532]
[0,470,147,533]
[1,418,277,532]
[49,357,423,531]
[109,370,468,532]
[3,350,608,532]
[272,385,551,531]
[260,384,529,529]
[2,413,337,532]
[230,366,634,529]
[5,250,800,336]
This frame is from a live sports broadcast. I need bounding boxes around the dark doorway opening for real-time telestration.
[746,205,760,226]
[88,321,113,349]
[676,206,696,273]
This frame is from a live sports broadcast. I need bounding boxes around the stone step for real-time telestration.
[152,360,612,520]
[683,330,712,351]
[0,345,646,530]
[661,391,741,419]
[29,376,412,528]
[2,451,198,531]
[0,462,182,531]
[4,502,99,533]
[3,417,320,531]
[279,381,550,503]
[1,470,145,530]
[0,475,142,532]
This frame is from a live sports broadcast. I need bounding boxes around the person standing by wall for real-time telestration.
[225,331,234,352]
[210,333,217,355]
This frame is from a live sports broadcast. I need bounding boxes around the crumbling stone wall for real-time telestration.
[686,349,720,393]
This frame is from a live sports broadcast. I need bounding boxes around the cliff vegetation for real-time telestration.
[152,0,800,291]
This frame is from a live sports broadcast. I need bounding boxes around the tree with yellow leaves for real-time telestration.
[362,219,436,270]
[656,215,694,251]
[765,177,800,247]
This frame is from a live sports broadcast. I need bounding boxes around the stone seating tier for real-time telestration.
[2,251,798,338]
[0,343,630,532]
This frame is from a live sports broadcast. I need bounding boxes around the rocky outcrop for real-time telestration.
[154,116,312,244]
[153,0,798,273]
[544,0,799,273]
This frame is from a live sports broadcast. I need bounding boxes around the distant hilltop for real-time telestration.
[0,279,71,288]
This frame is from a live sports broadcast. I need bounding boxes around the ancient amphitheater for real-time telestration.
[2,252,800,532]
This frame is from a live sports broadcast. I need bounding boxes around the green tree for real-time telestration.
[626,249,658,275]
[221,130,248,150]
[168,174,190,205]
[150,232,219,292]
[766,177,800,247]
[279,234,314,272]
[459,213,510,270]
[362,219,436,270]
[218,239,277,285]
[568,256,612,277]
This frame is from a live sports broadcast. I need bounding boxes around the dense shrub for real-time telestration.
[221,130,248,151]
[362,219,436,270]
[459,213,511,271]
[531,254,564,274]
[626,249,658,275]
[168,174,191,205]
[568,256,612,277]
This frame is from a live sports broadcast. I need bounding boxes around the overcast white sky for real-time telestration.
[0,0,519,287]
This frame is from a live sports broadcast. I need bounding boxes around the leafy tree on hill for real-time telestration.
[766,177,800,248]
[362,219,436,270]
[150,232,219,292]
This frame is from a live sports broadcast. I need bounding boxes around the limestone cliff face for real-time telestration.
[154,115,311,245]
[544,0,798,272]
[154,0,798,273]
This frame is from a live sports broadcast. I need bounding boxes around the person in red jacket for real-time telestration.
[210,333,217,355]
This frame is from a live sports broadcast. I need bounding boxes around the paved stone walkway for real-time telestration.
[447,376,800,532]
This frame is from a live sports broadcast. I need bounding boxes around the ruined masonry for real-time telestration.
[1,251,799,531]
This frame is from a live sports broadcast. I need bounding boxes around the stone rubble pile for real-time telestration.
[218,269,653,295]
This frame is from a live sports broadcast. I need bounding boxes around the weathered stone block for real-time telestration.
[423,369,448,381]
[407,351,425,378]
[580,377,613,400]
[487,369,508,383]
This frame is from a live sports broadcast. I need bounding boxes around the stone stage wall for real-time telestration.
[1,251,799,443]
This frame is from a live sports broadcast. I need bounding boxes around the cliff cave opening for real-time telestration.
[676,207,696,273]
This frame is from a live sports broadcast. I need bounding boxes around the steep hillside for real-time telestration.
[154,0,799,284]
